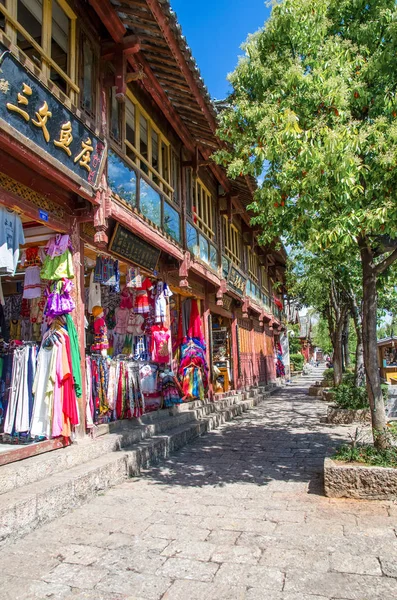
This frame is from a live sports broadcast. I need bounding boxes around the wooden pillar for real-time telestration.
[70,218,86,438]
[202,290,213,400]
[231,316,240,390]
[251,319,258,388]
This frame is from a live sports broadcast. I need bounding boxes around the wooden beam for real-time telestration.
[145,0,218,134]
[128,51,196,154]
[88,0,126,42]
[101,35,140,60]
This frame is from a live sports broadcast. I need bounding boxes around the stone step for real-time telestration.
[0,395,247,497]
[0,390,271,546]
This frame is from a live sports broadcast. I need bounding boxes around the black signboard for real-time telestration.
[109,223,160,272]
[228,266,247,297]
[0,45,105,185]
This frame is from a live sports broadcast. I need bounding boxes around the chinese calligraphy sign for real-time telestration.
[0,45,105,185]
[228,266,247,297]
[109,224,161,272]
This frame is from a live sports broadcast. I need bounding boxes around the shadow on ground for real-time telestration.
[143,386,349,496]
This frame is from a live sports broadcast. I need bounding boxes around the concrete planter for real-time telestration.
[326,404,370,424]
[324,457,397,500]
[322,390,336,403]
[308,385,324,397]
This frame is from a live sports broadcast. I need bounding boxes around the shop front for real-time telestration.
[209,294,234,394]
[0,178,88,462]
[378,337,397,384]
[0,42,105,462]
[79,220,212,428]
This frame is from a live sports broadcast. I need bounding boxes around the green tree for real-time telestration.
[216,0,397,448]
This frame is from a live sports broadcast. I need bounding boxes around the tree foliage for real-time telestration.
[216,0,397,256]
[215,0,397,447]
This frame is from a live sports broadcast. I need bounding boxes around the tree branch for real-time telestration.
[374,247,397,275]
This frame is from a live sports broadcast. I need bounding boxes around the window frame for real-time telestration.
[222,215,241,266]
[194,178,214,240]
[0,0,78,100]
[78,29,97,118]
[123,89,175,200]
[248,249,259,283]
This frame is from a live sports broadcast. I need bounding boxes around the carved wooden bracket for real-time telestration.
[242,297,249,319]
[179,251,191,288]
[216,279,228,306]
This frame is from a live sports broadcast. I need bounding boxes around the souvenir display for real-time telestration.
[83,259,209,426]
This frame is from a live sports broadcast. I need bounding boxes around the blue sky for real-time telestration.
[171,0,272,100]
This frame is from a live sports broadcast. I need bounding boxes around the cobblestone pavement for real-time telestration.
[2,383,397,600]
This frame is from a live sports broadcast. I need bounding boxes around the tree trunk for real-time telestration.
[343,313,350,369]
[361,245,389,449]
[351,307,365,388]
[332,327,343,386]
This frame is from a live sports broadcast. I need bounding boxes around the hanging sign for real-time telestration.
[109,223,161,272]
[228,266,247,297]
[0,45,105,186]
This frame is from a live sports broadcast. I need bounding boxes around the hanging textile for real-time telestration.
[65,314,82,399]
[178,338,209,401]
[3,344,38,435]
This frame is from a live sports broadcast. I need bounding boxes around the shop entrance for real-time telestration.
[211,315,233,393]
[0,209,77,462]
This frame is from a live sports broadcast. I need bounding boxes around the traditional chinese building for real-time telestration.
[0,0,286,462]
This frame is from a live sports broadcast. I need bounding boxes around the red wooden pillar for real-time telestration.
[70,219,87,438]
[202,291,213,400]
[231,316,240,390]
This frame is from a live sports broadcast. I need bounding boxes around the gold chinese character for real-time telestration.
[6,82,32,121]
[74,138,93,172]
[32,101,52,142]
[54,121,73,156]
[0,79,10,94]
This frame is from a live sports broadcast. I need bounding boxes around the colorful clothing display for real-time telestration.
[151,326,171,364]
[160,371,183,408]
[179,338,209,401]
[135,278,152,314]
[153,280,172,322]
[91,316,109,352]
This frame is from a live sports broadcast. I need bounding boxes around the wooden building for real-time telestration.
[0,0,287,460]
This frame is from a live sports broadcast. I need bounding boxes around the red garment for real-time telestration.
[187,299,202,339]
[151,325,171,363]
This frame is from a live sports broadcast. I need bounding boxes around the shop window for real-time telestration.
[123,90,175,200]
[222,216,241,265]
[187,222,198,254]
[16,0,43,68]
[261,266,270,292]
[50,0,70,93]
[109,87,121,142]
[163,201,180,243]
[248,249,259,283]
[0,1,78,98]
[209,243,218,272]
[199,234,209,264]
[171,151,180,206]
[222,255,230,279]
[194,180,214,240]
[139,114,149,175]
[80,33,96,116]
[185,168,193,217]
[140,178,161,227]
[108,150,137,207]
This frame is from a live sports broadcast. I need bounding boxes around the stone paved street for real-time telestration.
[1,382,397,600]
